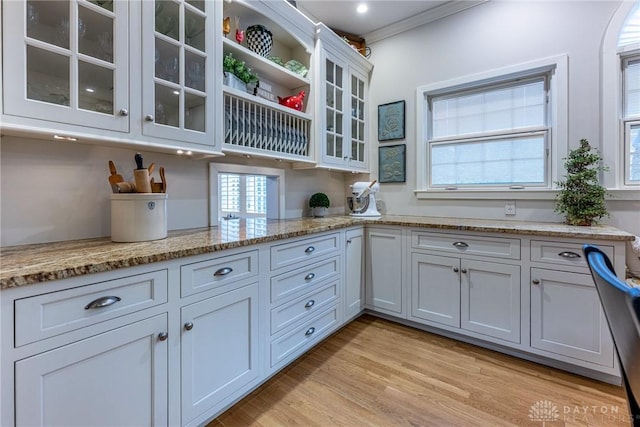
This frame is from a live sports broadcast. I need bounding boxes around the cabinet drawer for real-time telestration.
[270,233,340,271]
[271,280,339,335]
[270,256,340,304]
[270,306,339,368]
[15,270,168,347]
[181,250,258,297]
[412,231,520,260]
[530,240,613,270]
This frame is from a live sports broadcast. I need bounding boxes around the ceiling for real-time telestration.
[295,0,478,41]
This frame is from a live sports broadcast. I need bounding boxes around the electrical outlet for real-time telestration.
[505,201,516,216]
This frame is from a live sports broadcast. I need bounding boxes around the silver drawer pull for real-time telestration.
[453,241,469,249]
[214,267,233,276]
[305,246,315,254]
[305,327,316,336]
[158,332,168,341]
[532,279,541,285]
[558,251,581,259]
[184,322,194,331]
[84,296,121,310]
[305,273,316,281]
[305,300,315,308]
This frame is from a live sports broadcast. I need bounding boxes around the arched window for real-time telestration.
[618,3,640,48]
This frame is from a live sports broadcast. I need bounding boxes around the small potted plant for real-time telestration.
[309,192,330,217]
[223,53,258,91]
[554,138,609,226]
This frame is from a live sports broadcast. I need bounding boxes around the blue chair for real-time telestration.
[583,244,640,426]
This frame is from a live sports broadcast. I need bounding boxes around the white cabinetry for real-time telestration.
[220,0,315,162]
[409,231,521,343]
[365,227,405,317]
[179,249,261,426]
[180,282,260,426]
[16,314,169,426]
[529,240,616,370]
[2,0,222,154]
[3,267,170,427]
[344,227,364,320]
[314,23,372,172]
[268,231,342,373]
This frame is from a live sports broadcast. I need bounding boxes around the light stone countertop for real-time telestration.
[1,215,634,290]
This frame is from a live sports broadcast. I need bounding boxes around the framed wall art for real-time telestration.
[377,100,405,141]
[379,144,406,183]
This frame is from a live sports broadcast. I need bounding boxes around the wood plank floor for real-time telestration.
[208,314,629,427]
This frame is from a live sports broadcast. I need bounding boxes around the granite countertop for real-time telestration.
[1,215,634,290]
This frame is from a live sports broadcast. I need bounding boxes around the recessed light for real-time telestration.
[173,90,180,95]
[85,88,95,93]
[53,135,78,141]
[357,3,368,14]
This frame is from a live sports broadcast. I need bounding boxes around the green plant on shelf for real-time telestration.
[223,53,258,84]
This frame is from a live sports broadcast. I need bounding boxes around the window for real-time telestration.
[429,77,549,187]
[209,163,285,227]
[218,173,267,219]
[602,1,640,190]
[621,7,640,185]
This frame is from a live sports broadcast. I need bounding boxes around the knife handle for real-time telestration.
[134,169,152,193]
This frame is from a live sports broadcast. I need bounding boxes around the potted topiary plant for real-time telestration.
[554,138,609,226]
[223,53,258,91]
[309,192,330,217]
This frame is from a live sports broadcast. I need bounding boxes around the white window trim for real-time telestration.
[601,0,640,193]
[209,163,285,226]
[415,54,568,200]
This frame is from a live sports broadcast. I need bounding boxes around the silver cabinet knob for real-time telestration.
[453,241,469,249]
[158,332,168,341]
[119,108,129,116]
[305,327,316,336]
[461,268,468,274]
[532,279,540,285]
[305,246,315,254]
[145,114,154,121]
[304,272,315,281]
[346,239,352,244]
[453,267,459,273]
[304,300,315,308]
[184,322,194,331]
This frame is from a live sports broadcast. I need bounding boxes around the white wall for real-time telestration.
[0,136,348,246]
[367,0,640,235]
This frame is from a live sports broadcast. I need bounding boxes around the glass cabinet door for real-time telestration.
[349,70,368,169]
[142,0,217,147]
[3,0,129,131]
[324,56,345,165]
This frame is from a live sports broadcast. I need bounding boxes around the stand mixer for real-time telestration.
[348,181,381,217]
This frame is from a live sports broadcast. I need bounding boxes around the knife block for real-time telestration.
[134,169,152,193]
[111,193,168,242]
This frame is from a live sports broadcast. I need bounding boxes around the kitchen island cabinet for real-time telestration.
[0,216,634,426]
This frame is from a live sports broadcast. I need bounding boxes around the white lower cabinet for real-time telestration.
[410,252,520,343]
[344,228,364,319]
[530,268,615,367]
[15,314,169,426]
[365,227,405,316]
[180,282,260,426]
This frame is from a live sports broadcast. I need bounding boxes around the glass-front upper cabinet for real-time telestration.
[315,24,372,172]
[2,0,129,131]
[141,0,221,148]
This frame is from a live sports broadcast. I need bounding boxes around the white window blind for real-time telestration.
[428,77,549,187]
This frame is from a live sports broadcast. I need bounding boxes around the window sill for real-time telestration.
[414,188,640,201]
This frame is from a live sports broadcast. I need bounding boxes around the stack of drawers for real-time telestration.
[268,232,343,370]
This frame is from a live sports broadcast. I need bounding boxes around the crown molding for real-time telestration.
[364,0,488,44]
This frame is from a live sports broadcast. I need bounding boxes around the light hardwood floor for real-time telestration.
[209,314,629,427]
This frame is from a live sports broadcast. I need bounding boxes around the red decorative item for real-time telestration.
[235,29,244,44]
[278,90,305,111]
